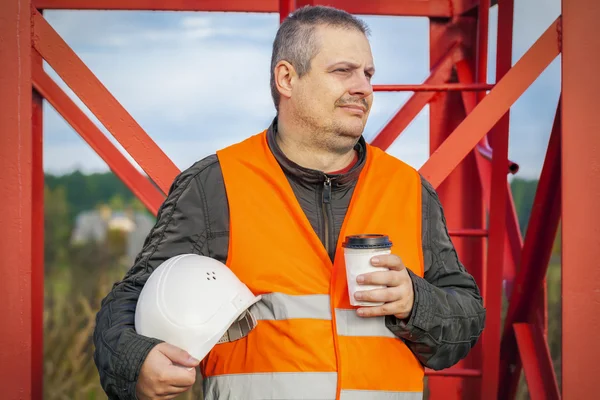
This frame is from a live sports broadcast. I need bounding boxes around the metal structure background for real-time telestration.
[1,0,598,399]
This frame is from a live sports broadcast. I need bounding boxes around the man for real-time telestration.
[93,5,485,400]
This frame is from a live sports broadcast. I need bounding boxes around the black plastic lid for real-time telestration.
[342,234,393,249]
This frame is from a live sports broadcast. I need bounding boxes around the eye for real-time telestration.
[335,68,350,73]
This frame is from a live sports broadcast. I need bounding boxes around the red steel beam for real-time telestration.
[454,57,523,310]
[513,323,560,400]
[426,16,482,400]
[373,83,494,92]
[279,0,295,23]
[32,50,44,400]
[31,9,179,195]
[370,42,460,151]
[33,0,457,17]
[498,98,562,400]
[484,0,530,317]
[448,229,488,237]
[0,0,33,397]
[32,65,165,216]
[561,0,600,397]
[453,0,482,15]
[34,0,279,12]
[480,36,510,400]
[475,0,491,85]
[480,0,514,395]
[419,17,560,189]
[454,60,520,173]
[306,0,451,16]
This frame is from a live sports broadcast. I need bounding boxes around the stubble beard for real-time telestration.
[296,110,364,156]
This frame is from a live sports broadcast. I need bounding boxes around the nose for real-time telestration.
[348,71,373,99]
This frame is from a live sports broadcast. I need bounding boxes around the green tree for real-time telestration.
[108,193,126,211]
[45,171,138,222]
[128,197,149,214]
[44,184,71,271]
[510,178,538,235]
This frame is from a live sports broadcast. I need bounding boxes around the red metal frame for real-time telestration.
[31,9,179,194]
[33,0,479,17]
[426,15,483,399]
[455,58,523,303]
[480,0,513,396]
[561,0,600,398]
[420,18,560,188]
[32,50,45,400]
[279,0,294,23]
[2,1,587,399]
[31,65,166,216]
[498,98,562,399]
[513,323,560,400]
[373,83,494,92]
[1,0,33,397]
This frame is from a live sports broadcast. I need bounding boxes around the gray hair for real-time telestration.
[269,5,370,111]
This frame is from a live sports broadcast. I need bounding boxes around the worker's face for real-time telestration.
[289,26,375,153]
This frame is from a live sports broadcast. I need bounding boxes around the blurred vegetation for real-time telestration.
[45,171,148,223]
[43,173,560,399]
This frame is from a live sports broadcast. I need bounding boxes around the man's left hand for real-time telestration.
[354,254,414,320]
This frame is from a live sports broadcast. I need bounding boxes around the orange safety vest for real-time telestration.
[201,130,425,400]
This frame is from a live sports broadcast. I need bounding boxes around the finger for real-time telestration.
[158,343,200,368]
[370,254,406,271]
[157,384,194,398]
[357,270,405,286]
[160,365,197,387]
[355,286,401,304]
[356,301,404,318]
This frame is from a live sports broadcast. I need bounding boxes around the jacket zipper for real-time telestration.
[322,176,332,260]
[323,175,341,399]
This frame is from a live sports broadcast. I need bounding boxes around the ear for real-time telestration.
[274,60,296,101]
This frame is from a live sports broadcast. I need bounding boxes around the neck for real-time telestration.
[275,115,357,174]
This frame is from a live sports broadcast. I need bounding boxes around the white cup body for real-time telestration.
[343,247,391,307]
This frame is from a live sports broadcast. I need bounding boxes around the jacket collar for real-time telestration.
[266,117,366,188]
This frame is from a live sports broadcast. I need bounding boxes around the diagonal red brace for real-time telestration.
[32,63,166,216]
[373,83,494,92]
[498,98,562,400]
[31,8,180,195]
[370,42,461,151]
[419,18,561,189]
[513,323,560,400]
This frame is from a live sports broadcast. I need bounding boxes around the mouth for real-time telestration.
[339,105,367,115]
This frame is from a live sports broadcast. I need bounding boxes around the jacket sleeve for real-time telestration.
[385,176,486,370]
[93,162,214,399]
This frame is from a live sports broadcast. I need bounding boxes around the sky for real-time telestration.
[42,0,561,181]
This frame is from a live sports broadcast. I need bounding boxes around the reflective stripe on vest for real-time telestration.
[203,372,337,400]
[203,373,422,400]
[206,131,426,399]
[250,293,396,338]
[251,293,331,320]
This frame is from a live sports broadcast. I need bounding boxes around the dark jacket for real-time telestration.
[93,120,486,399]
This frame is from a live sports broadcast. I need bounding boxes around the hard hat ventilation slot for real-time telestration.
[206,271,217,280]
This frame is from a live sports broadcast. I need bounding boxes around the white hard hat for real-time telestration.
[134,253,262,361]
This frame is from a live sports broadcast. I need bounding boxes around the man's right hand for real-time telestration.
[135,342,200,400]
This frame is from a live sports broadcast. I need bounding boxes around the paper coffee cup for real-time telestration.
[342,234,393,307]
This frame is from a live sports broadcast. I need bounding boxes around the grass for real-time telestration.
[44,247,205,399]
